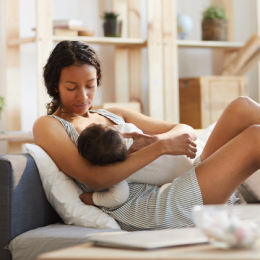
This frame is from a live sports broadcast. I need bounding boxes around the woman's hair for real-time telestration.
[78,124,128,165]
[43,41,102,115]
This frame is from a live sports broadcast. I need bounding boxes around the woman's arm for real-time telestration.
[33,110,196,191]
[106,107,197,141]
[107,107,197,155]
[33,116,165,191]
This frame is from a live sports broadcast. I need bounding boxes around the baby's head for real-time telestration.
[78,124,127,165]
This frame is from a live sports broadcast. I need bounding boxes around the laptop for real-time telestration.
[88,227,209,250]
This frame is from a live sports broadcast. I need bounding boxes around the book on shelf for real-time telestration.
[32,25,90,32]
[78,31,95,36]
[53,29,95,37]
[53,25,88,31]
[53,19,83,27]
[54,29,78,36]
[32,25,88,32]
[33,19,95,37]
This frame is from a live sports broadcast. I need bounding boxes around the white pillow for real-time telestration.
[195,122,216,157]
[25,143,121,230]
[242,170,260,200]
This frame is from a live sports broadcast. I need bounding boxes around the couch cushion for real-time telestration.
[9,222,124,260]
[0,154,61,260]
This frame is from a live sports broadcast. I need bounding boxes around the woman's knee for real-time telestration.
[242,125,260,167]
[224,96,254,118]
[229,96,253,110]
[243,124,260,144]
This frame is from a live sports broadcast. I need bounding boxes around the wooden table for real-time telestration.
[37,240,260,260]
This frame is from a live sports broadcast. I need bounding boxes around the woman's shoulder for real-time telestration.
[102,107,121,114]
[94,107,122,117]
[34,114,79,146]
[104,107,139,119]
[92,108,126,124]
[34,115,61,129]
[33,115,66,140]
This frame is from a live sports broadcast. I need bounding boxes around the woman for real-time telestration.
[34,41,260,231]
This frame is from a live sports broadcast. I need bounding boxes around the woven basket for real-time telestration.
[202,19,227,41]
[179,76,248,129]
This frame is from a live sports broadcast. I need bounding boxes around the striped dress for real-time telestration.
[51,109,222,231]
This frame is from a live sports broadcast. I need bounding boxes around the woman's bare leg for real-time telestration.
[201,96,260,161]
[196,125,260,204]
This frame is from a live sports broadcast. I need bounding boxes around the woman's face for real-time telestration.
[58,64,98,116]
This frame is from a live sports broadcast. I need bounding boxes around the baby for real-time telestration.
[77,123,130,166]
[78,123,195,208]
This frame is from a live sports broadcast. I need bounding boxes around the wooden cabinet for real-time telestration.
[179,76,248,129]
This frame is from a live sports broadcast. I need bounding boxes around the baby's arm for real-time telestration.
[92,180,130,207]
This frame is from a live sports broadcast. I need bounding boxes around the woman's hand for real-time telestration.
[123,132,158,154]
[123,131,197,158]
[161,133,197,159]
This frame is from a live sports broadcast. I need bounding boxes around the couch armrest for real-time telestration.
[0,154,61,260]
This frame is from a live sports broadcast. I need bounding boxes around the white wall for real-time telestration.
[0,0,7,153]
[234,0,257,100]
[177,0,258,100]
[177,0,213,77]
[1,0,259,151]
[19,0,37,132]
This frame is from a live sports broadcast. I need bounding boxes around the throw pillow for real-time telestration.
[25,143,121,230]
[195,122,216,159]
[242,170,260,201]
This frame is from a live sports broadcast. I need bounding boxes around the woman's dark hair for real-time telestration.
[78,124,128,165]
[43,41,102,115]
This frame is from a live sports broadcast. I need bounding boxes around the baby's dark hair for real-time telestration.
[78,124,127,165]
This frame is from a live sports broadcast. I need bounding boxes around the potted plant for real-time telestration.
[202,5,227,41]
[0,97,4,119]
[102,12,122,37]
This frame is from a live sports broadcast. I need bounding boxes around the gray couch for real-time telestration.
[0,154,121,260]
[0,154,61,260]
[1,154,259,260]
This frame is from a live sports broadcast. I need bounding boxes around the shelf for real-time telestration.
[53,36,147,48]
[177,40,244,50]
[8,37,244,51]
[0,131,34,141]
[7,35,147,48]
[7,37,36,46]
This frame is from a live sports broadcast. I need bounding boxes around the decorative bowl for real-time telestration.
[192,205,260,249]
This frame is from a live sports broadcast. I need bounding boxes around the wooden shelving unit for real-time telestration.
[3,0,260,154]
[53,36,147,47]
[0,131,34,154]
[7,36,147,48]
[7,36,36,46]
[0,132,34,141]
[7,37,244,50]
[177,40,244,50]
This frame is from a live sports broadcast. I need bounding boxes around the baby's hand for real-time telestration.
[79,192,95,206]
